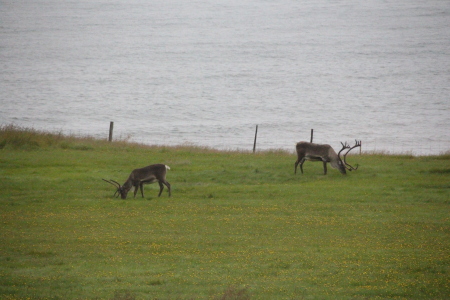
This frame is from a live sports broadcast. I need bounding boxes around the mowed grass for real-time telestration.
[0,126,449,299]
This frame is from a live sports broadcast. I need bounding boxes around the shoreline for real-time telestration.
[1,124,449,157]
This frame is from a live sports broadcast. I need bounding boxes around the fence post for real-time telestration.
[109,122,114,142]
[253,125,258,153]
[310,129,314,143]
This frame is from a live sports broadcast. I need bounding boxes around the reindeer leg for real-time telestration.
[140,182,145,198]
[133,184,139,198]
[158,182,164,197]
[299,157,306,174]
[294,160,299,174]
[323,161,327,175]
[162,180,171,197]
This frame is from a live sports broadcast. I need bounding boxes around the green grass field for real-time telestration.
[1,126,449,299]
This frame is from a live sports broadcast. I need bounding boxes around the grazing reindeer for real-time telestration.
[295,140,361,175]
[103,164,171,199]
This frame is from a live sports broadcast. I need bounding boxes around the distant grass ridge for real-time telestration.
[0,124,245,153]
[0,124,102,150]
[1,125,449,299]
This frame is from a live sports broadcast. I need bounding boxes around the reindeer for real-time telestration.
[295,140,361,175]
[103,164,171,199]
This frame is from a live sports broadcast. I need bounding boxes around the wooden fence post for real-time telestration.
[310,129,314,143]
[253,125,258,153]
[108,122,114,142]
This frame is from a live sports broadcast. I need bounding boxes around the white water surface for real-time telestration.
[1,0,449,155]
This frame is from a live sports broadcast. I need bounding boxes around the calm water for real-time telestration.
[1,0,449,155]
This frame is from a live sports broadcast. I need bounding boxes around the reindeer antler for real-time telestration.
[102,178,119,187]
[338,141,351,157]
[343,140,361,171]
[102,179,122,197]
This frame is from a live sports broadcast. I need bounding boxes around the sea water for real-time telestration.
[1,0,449,155]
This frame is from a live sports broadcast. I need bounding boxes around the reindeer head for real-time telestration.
[102,179,129,199]
[336,142,351,174]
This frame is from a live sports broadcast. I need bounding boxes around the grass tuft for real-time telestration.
[111,290,136,300]
[215,286,251,300]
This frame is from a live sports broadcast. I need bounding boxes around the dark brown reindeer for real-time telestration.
[103,164,171,199]
[295,140,361,175]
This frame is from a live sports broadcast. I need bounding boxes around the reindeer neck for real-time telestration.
[122,178,133,190]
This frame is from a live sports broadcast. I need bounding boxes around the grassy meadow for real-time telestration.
[0,126,449,299]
